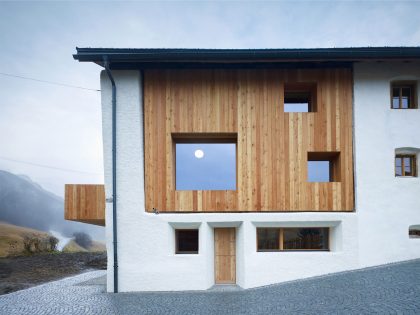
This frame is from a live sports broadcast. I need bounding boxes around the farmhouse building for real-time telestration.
[66,47,420,292]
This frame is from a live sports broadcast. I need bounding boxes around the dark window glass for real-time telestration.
[284,91,310,112]
[401,88,411,109]
[175,230,199,254]
[404,157,413,175]
[395,157,403,176]
[257,228,280,251]
[175,143,236,190]
[409,228,420,238]
[396,155,417,177]
[283,228,329,250]
[257,228,330,252]
[392,88,400,109]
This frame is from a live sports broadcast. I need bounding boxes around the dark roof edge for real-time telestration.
[73,47,420,65]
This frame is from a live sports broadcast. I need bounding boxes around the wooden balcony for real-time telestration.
[65,184,105,226]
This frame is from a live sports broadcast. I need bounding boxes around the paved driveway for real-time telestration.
[1,259,420,315]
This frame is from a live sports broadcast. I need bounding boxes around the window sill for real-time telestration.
[175,189,237,192]
[284,112,316,114]
[172,253,201,257]
[257,250,330,253]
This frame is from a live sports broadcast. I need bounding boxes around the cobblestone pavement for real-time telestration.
[1,259,420,315]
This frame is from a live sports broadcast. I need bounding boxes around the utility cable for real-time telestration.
[0,72,100,92]
[0,156,101,175]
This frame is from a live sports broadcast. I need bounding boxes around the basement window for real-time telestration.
[257,228,329,251]
[173,134,237,190]
[409,225,420,238]
[175,229,199,254]
[391,81,417,109]
[395,154,417,177]
[257,228,280,251]
[284,83,317,112]
[307,152,340,182]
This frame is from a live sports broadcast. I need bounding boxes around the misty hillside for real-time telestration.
[0,170,104,241]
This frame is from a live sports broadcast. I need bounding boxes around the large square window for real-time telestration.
[174,135,236,190]
[307,152,340,182]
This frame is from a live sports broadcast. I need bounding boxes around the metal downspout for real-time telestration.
[103,58,118,293]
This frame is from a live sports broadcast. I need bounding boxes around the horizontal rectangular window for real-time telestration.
[257,227,329,251]
[175,229,199,254]
[174,135,237,190]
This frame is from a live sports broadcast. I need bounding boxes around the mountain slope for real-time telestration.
[0,170,104,241]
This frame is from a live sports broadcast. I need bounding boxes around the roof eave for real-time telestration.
[73,47,420,66]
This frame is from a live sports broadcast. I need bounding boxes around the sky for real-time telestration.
[0,0,420,197]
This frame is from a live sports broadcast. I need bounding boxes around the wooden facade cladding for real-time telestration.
[64,184,105,226]
[144,68,354,212]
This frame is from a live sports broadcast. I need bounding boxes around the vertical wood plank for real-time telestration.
[143,69,354,212]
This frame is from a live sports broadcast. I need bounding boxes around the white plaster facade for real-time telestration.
[353,61,420,267]
[100,62,420,292]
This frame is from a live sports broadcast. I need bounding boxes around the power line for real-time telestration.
[0,156,102,175]
[0,72,101,92]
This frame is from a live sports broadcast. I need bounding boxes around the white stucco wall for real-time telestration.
[100,64,420,292]
[353,61,420,267]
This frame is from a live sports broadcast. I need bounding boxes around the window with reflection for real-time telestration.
[174,135,237,190]
[257,227,329,251]
[307,152,340,182]
[257,228,280,251]
[283,228,329,250]
[391,82,417,109]
[395,154,417,177]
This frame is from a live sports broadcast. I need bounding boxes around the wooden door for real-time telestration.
[214,228,236,284]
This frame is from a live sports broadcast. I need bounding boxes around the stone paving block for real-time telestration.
[1,260,420,314]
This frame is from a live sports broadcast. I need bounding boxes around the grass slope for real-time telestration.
[0,221,52,257]
[62,240,106,253]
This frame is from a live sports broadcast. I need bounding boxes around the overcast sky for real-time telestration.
[0,1,419,197]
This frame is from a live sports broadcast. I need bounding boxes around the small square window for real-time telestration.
[284,83,317,113]
[395,154,417,177]
[307,152,340,182]
[173,134,237,190]
[175,229,199,254]
[391,82,417,109]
